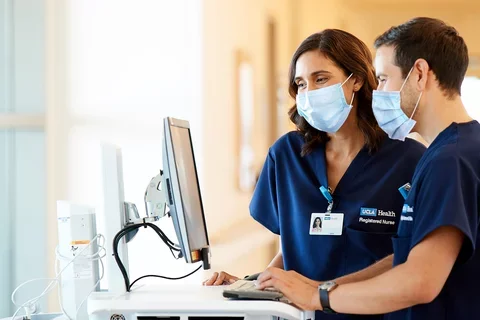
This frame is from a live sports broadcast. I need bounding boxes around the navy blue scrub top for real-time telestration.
[250,131,425,320]
[386,121,480,320]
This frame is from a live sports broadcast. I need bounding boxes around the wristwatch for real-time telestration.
[318,281,338,314]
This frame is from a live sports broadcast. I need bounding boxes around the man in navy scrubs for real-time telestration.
[257,17,480,320]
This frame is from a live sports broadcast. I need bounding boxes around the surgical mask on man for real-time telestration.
[296,74,354,133]
[372,68,423,141]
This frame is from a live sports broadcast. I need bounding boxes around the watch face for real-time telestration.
[320,281,336,290]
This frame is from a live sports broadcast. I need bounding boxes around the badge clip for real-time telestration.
[398,182,412,200]
[320,186,334,213]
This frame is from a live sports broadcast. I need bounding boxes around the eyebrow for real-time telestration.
[294,70,331,82]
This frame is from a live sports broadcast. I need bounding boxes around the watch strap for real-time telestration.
[319,286,336,314]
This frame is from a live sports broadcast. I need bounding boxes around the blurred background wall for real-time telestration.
[1,0,480,316]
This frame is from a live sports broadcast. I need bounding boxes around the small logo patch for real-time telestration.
[360,207,377,217]
[402,204,414,213]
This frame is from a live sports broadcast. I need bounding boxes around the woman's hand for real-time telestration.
[203,271,240,286]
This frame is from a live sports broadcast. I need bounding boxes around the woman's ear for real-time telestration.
[352,75,364,92]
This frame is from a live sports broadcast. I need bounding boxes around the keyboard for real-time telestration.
[222,280,284,301]
[226,280,257,291]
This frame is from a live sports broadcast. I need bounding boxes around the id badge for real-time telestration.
[309,213,344,236]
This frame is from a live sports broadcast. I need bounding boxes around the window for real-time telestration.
[0,0,47,317]
[462,76,480,121]
[1,1,204,317]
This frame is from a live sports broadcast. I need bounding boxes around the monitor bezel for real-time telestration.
[162,117,210,264]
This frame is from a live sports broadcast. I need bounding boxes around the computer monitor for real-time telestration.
[162,117,211,269]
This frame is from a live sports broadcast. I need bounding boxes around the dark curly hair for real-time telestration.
[288,29,385,156]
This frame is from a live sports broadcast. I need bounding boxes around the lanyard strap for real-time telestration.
[319,186,334,213]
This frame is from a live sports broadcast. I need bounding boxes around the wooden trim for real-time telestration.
[0,114,46,128]
[233,49,256,193]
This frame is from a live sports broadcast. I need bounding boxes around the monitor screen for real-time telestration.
[162,117,210,267]
[170,125,209,250]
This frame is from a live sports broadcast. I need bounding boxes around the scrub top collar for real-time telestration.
[428,120,479,149]
[312,142,374,196]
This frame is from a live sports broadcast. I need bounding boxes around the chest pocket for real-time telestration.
[344,227,396,275]
[342,203,400,274]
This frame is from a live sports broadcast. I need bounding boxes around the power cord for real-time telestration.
[11,234,106,320]
[113,222,202,292]
[129,265,202,290]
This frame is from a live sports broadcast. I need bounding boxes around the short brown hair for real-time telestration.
[288,29,384,156]
[374,17,469,98]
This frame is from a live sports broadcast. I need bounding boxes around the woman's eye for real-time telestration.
[297,82,306,89]
[316,77,327,83]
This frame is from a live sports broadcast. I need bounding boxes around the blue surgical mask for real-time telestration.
[372,68,423,141]
[296,74,354,133]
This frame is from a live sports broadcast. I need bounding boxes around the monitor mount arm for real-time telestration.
[113,171,197,292]
[123,170,168,227]
[121,170,176,248]
[121,170,208,267]
[144,170,168,220]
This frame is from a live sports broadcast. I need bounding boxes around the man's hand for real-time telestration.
[263,266,320,286]
[203,271,239,286]
[256,267,322,311]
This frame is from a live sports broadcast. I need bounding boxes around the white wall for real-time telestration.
[462,77,480,121]
[200,0,296,275]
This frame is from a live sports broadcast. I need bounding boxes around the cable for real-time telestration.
[11,234,105,320]
[113,222,200,292]
[11,278,58,307]
[12,236,104,319]
[74,256,105,318]
[129,264,202,290]
[11,278,59,320]
[56,235,106,320]
[56,253,105,320]
[113,222,180,291]
[113,224,144,292]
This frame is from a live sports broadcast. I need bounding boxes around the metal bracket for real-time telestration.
[120,171,168,243]
[144,170,167,219]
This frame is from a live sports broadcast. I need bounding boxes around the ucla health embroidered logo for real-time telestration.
[360,207,377,217]
[401,204,414,222]
[402,204,414,213]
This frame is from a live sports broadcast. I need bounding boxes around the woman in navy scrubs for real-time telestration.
[205,29,425,319]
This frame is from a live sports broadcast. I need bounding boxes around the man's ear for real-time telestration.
[413,58,430,91]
